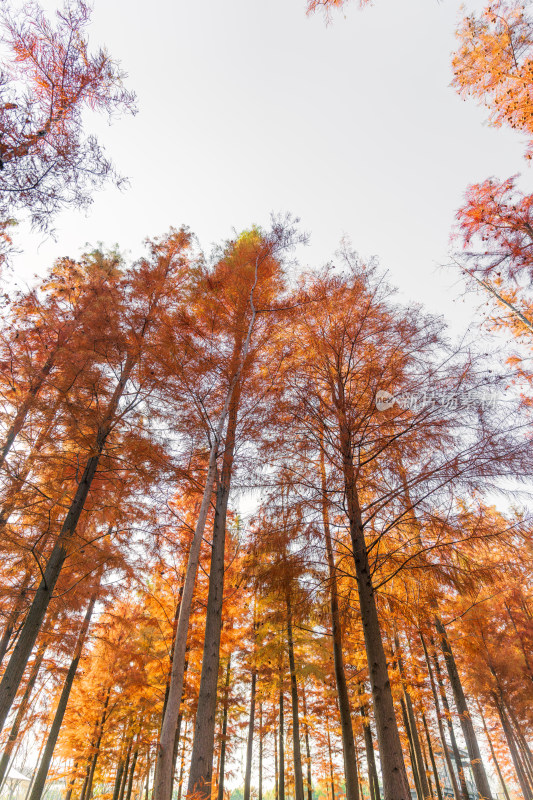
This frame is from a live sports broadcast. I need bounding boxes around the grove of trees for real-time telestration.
[1,2,533,800]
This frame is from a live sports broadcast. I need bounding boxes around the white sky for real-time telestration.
[9,0,530,339]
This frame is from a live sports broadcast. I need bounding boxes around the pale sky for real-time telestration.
[9,0,529,335]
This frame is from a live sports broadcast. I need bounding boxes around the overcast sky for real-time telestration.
[9,0,530,337]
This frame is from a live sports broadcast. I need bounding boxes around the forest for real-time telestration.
[0,2,533,800]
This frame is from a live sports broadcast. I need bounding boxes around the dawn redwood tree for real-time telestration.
[0,229,193,734]
[0,0,136,232]
[0,252,123,471]
[452,1,533,159]
[155,218,303,800]
[275,250,528,799]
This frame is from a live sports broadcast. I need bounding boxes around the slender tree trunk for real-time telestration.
[154,310,255,800]
[125,747,139,800]
[319,435,359,800]
[494,695,532,800]
[186,401,239,799]
[286,594,305,800]
[0,351,56,471]
[301,690,312,800]
[216,657,231,800]
[0,574,32,667]
[64,762,79,800]
[275,714,279,800]
[243,669,257,800]
[478,705,510,800]
[118,741,134,800]
[156,247,269,800]
[335,406,410,800]
[327,720,335,800]
[28,589,98,800]
[176,734,186,800]
[259,703,263,800]
[0,640,47,787]
[435,618,493,800]
[358,690,380,800]
[428,637,469,800]
[279,682,285,800]
[394,635,430,799]
[504,601,533,684]
[421,713,443,800]
[113,762,126,800]
[0,354,136,734]
[401,696,423,800]
[419,632,461,800]
[82,687,112,800]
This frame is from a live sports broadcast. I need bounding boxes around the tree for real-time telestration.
[452,1,533,159]
[0,0,136,232]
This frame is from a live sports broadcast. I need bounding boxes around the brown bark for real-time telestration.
[243,669,257,800]
[478,705,510,800]
[286,594,305,800]
[428,636,469,800]
[494,695,533,800]
[301,689,312,800]
[186,383,240,800]
[394,634,430,799]
[333,399,410,800]
[82,686,112,800]
[358,689,380,800]
[28,588,98,800]
[216,656,231,800]
[419,631,462,800]
[259,703,263,800]
[435,618,493,800]
[279,680,285,800]
[0,640,47,788]
[319,433,359,800]
[421,713,443,800]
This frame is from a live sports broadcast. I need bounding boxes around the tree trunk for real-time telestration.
[259,703,263,800]
[216,657,231,800]
[358,690,380,800]
[0,573,32,667]
[319,435,359,800]
[82,687,112,800]
[419,631,462,800]
[494,695,532,800]
[28,589,98,800]
[125,747,139,800]
[155,253,265,800]
[421,713,443,800]
[118,740,134,800]
[401,696,423,800]
[154,328,253,800]
[394,635,430,799]
[0,353,135,734]
[112,762,126,800]
[334,405,410,800]
[279,682,285,800]
[478,705,510,800]
[327,720,335,800]
[0,350,56,471]
[0,640,47,787]
[428,636,469,800]
[286,594,305,800]
[177,733,186,800]
[243,669,257,800]
[301,690,312,800]
[435,618,493,800]
[275,714,279,800]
